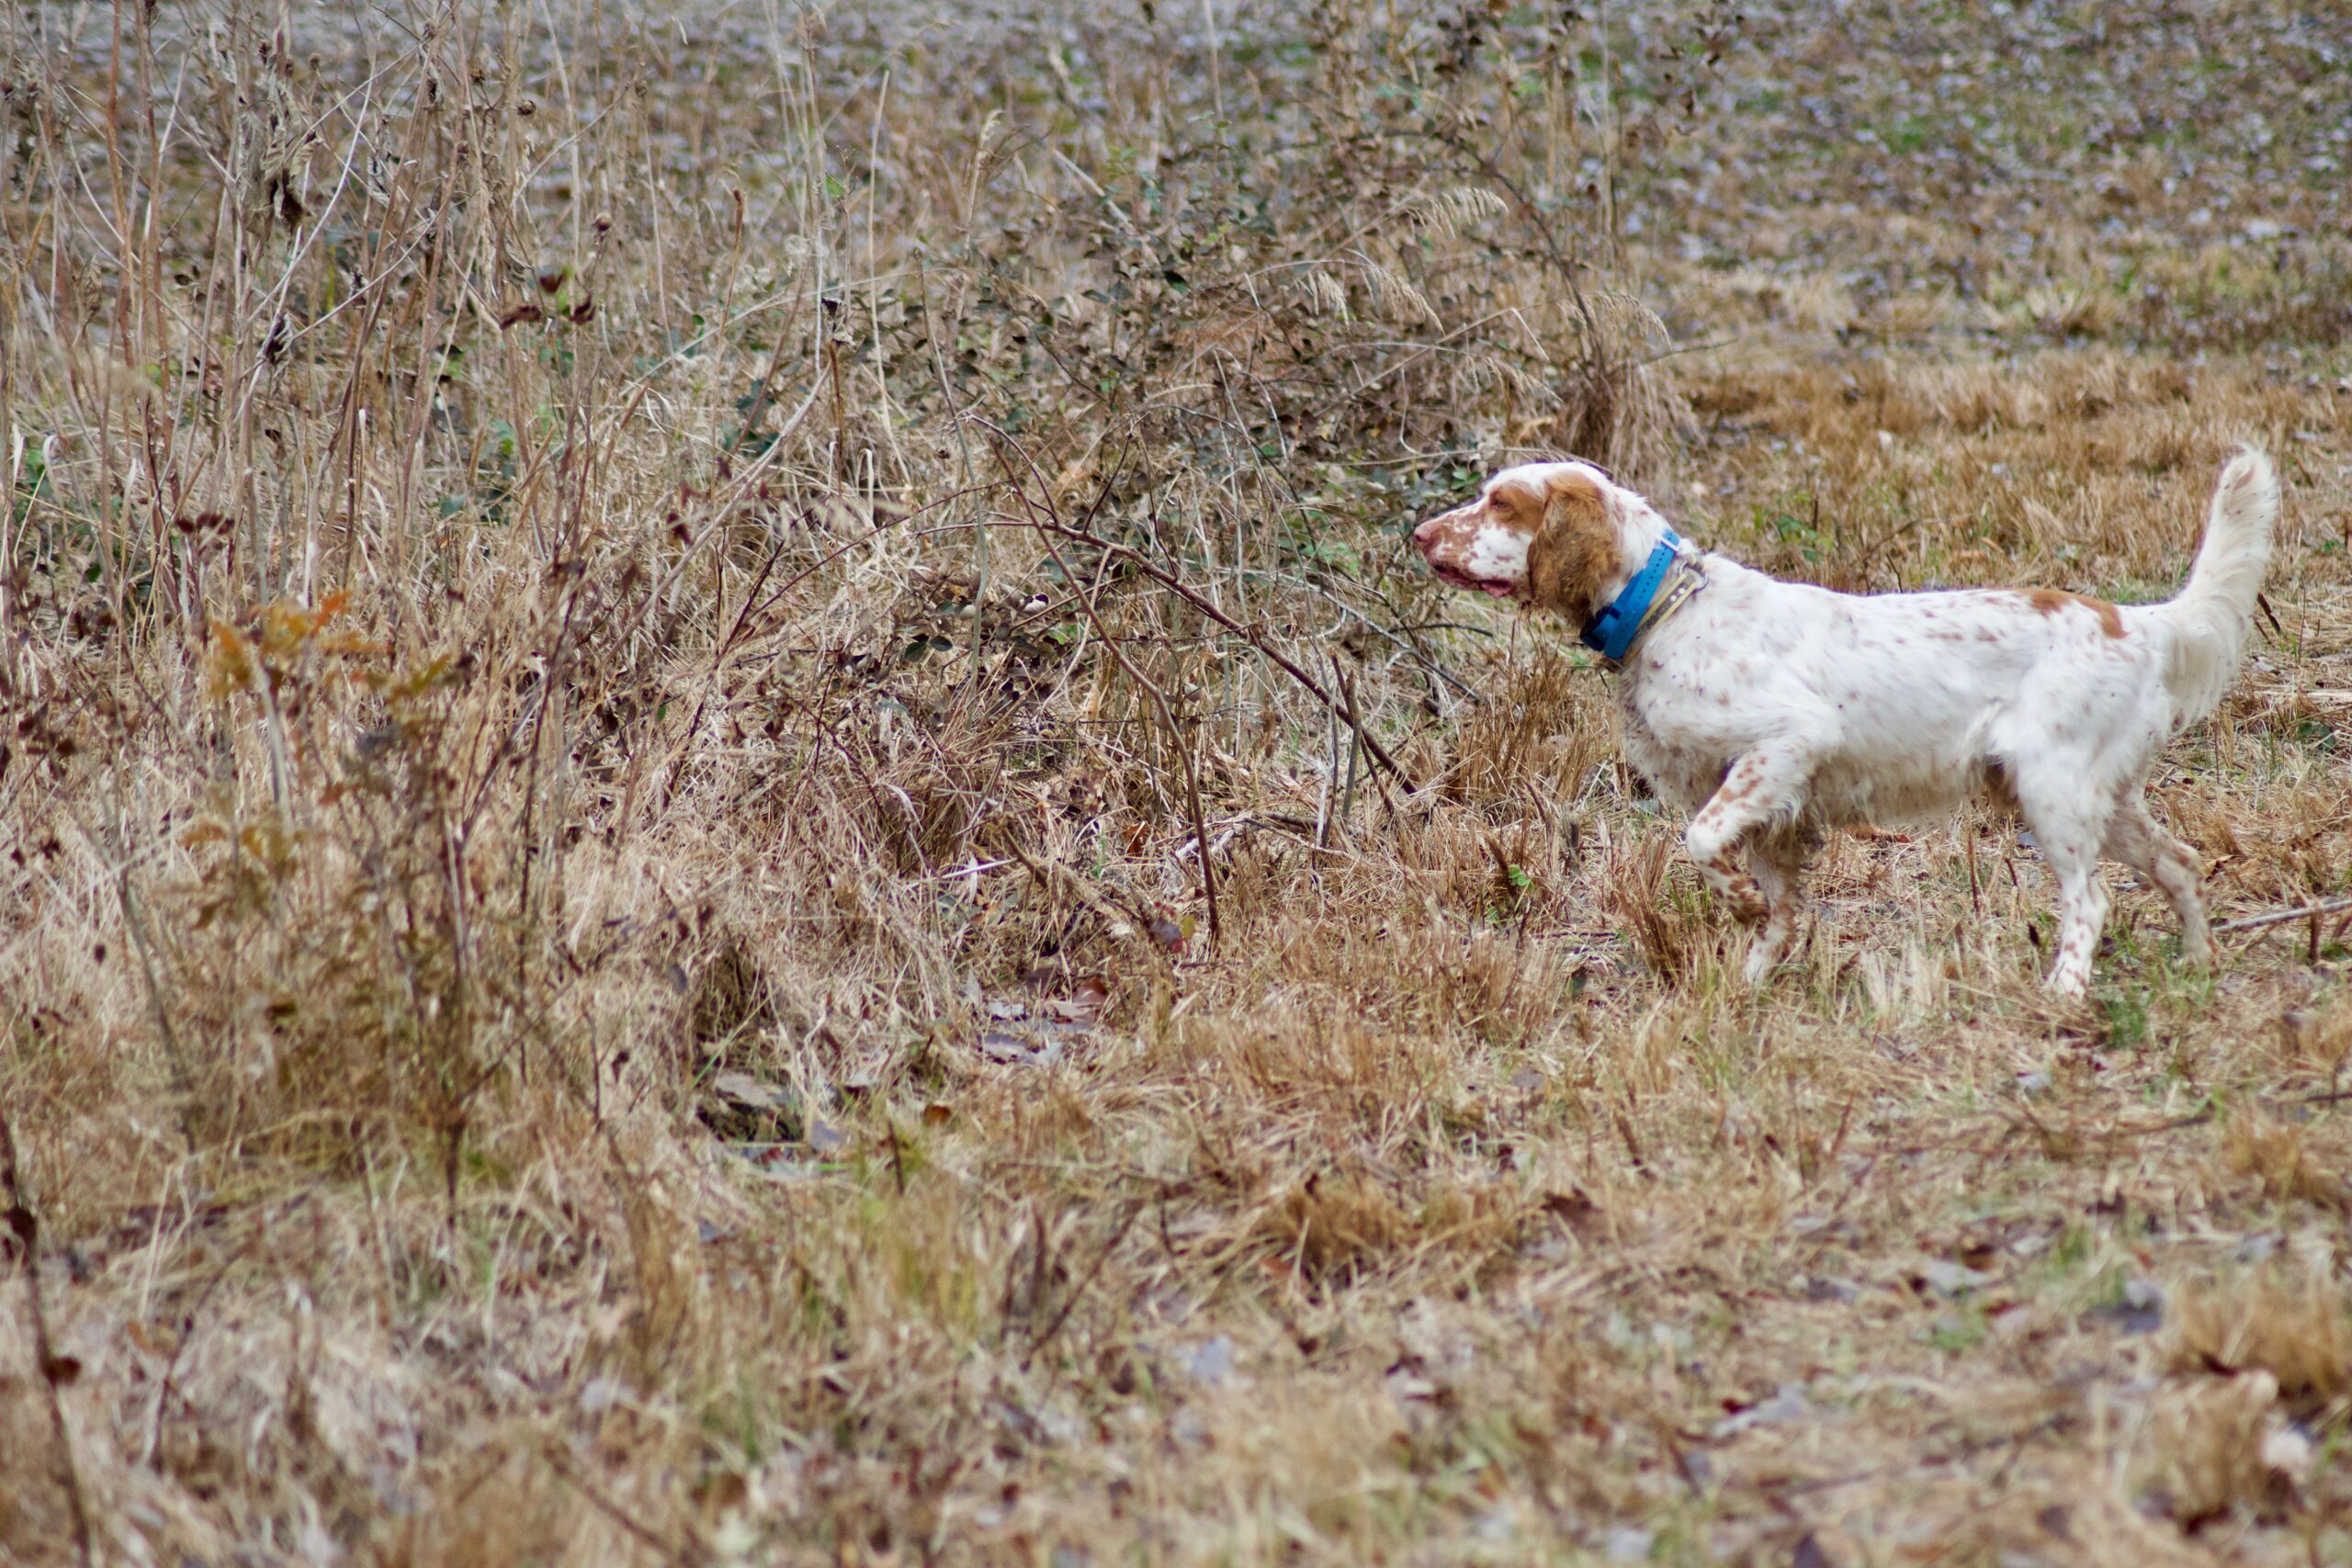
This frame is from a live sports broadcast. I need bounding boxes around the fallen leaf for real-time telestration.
[2264,1424,2314,1485]
[1046,978,1111,1024]
[1916,1259,1995,1298]
[710,1071,786,1110]
[695,1470,750,1514]
[1541,1189,1606,1242]
[2085,1277,2165,1335]
[126,1319,175,1357]
[1183,1335,1236,1387]
[1385,1369,1438,1403]
[722,1144,825,1181]
[1713,1383,1810,1438]
[980,1030,1064,1066]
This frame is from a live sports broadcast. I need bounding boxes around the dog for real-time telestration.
[1411,449,2278,995]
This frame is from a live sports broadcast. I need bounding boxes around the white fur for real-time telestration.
[1419,451,2278,996]
[1460,524,1531,586]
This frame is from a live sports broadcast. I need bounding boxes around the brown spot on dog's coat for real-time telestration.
[2018,587,2124,638]
[1523,470,1619,627]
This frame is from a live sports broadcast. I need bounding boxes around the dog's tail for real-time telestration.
[2155,446,2278,724]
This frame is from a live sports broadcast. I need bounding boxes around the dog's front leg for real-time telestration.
[1741,826,1818,984]
[1685,745,1816,931]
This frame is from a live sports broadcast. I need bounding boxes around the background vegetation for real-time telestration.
[3,0,2349,1562]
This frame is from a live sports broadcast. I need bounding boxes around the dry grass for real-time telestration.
[4,1,2351,1562]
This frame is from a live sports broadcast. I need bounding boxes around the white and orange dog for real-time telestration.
[1412,450,2278,994]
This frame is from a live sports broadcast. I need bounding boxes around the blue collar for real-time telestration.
[1579,530,1681,662]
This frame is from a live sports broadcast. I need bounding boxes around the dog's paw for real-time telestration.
[2041,963,2093,1000]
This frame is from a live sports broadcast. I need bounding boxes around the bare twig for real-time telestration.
[542,1440,705,1565]
[0,1112,95,1568]
[984,432,1223,947]
[1023,515,1421,793]
[1028,1195,1147,1360]
[2213,895,2352,934]
[143,1193,311,1470]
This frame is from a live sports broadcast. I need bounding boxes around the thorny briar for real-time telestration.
[3,0,2352,1563]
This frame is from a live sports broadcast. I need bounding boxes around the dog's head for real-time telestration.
[1410,461,1629,627]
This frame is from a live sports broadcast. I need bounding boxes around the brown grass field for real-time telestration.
[4,1,2351,1562]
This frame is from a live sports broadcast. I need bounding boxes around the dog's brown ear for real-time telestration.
[1525,469,1619,625]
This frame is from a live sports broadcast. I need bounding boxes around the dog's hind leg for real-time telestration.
[2103,796,2211,969]
[1686,743,1817,928]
